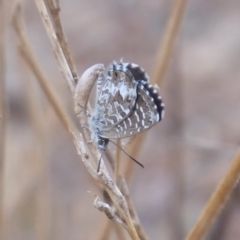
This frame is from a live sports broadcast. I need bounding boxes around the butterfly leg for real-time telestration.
[97,148,105,172]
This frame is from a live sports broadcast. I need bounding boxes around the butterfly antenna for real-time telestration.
[108,139,144,168]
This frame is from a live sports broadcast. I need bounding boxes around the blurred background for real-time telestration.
[1,0,240,239]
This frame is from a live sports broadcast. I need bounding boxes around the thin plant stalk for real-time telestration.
[152,0,188,86]
[124,0,188,181]
[20,56,51,240]
[186,151,240,240]
[15,2,140,238]
[0,0,6,238]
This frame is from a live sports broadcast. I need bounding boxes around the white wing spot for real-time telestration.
[131,63,139,68]
[127,117,132,126]
[123,121,127,129]
[107,118,115,125]
[134,111,140,122]
[118,125,123,131]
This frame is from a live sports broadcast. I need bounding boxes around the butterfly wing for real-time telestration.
[92,62,138,134]
[99,81,165,139]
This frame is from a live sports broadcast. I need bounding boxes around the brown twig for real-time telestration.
[164,55,186,239]
[109,0,189,237]
[152,0,188,86]
[20,59,51,240]
[45,0,78,83]
[12,0,111,232]
[74,66,138,239]
[186,151,240,240]
[120,176,149,240]
[123,0,188,183]
[13,1,146,238]
[121,1,189,236]
[12,1,91,183]
[0,0,6,237]
[12,0,99,204]
[34,0,76,93]
[15,1,140,238]
[0,0,6,156]
[94,196,128,229]
[12,6,79,138]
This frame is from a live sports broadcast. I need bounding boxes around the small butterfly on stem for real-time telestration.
[90,60,165,154]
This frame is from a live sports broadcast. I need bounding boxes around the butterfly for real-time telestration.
[90,61,165,152]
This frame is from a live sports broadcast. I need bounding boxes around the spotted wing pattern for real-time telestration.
[100,80,164,138]
[90,61,164,147]
[96,63,139,130]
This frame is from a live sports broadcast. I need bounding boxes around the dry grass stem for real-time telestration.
[103,148,148,239]
[119,176,149,240]
[124,0,188,183]
[122,0,189,235]
[74,65,138,239]
[34,0,76,93]
[152,0,188,85]
[0,0,6,156]
[12,4,78,135]
[94,196,128,229]
[0,1,6,153]
[12,0,99,194]
[30,0,140,238]
[12,7,97,197]
[0,0,6,237]
[104,0,189,236]
[186,151,240,240]
[20,62,51,240]
[12,0,189,238]
[45,0,78,83]
[6,1,239,239]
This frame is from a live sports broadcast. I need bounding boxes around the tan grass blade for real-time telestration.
[186,151,240,240]
[0,0,6,237]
